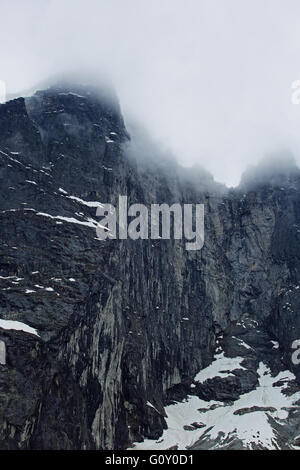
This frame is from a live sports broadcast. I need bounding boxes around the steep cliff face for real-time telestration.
[0,84,300,450]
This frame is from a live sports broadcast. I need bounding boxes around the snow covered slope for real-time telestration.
[132,316,300,450]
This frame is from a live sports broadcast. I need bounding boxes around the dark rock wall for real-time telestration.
[0,85,299,449]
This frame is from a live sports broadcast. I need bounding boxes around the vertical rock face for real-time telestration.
[0,83,300,449]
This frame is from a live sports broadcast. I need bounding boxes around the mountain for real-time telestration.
[0,83,300,450]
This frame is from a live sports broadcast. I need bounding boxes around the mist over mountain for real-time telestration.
[240,152,300,189]
[0,82,300,450]
[2,0,300,186]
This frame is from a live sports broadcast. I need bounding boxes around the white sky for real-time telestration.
[1,0,300,186]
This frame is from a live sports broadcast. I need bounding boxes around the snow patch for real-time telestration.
[66,195,104,208]
[133,362,300,450]
[194,352,246,382]
[0,320,39,337]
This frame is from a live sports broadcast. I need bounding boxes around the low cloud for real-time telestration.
[2,0,300,186]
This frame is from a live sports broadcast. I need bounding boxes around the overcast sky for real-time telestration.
[1,0,300,186]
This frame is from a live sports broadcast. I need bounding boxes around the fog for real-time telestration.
[2,0,300,186]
